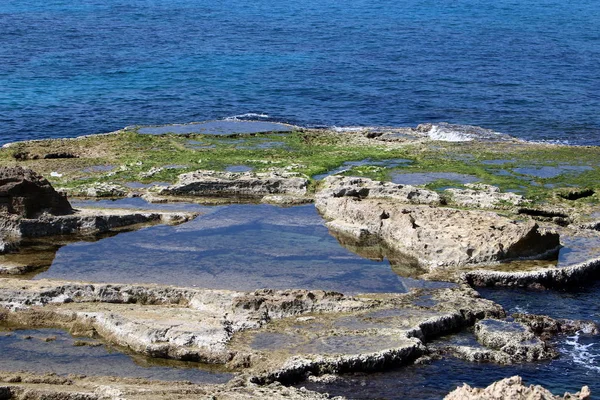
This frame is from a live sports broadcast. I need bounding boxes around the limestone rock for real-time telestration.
[64,183,129,198]
[445,183,526,209]
[0,166,72,218]
[474,319,556,362]
[316,176,559,269]
[160,170,309,198]
[445,376,590,400]
[317,176,441,205]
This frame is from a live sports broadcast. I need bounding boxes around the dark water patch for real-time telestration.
[225,165,253,173]
[477,279,600,323]
[138,121,294,136]
[33,204,416,293]
[82,165,115,173]
[391,172,479,186]
[313,158,411,180]
[124,181,171,189]
[0,328,231,383]
[512,165,593,179]
[481,159,515,165]
[296,351,597,399]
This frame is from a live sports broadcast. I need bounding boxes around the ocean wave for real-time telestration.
[562,332,600,372]
[422,123,513,142]
[224,113,271,121]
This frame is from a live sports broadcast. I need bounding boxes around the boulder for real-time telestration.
[445,376,590,400]
[160,169,309,198]
[0,166,72,218]
[316,176,559,269]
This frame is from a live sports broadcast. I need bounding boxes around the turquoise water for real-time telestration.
[1,0,599,144]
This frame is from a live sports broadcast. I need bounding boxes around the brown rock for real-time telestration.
[0,166,72,218]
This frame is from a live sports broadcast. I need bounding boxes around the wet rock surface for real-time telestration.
[316,176,559,269]
[473,319,556,362]
[444,376,590,400]
[159,169,309,198]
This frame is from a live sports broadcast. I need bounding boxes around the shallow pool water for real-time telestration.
[33,204,421,293]
[512,165,593,179]
[0,328,231,384]
[391,172,479,186]
[313,158,411,180]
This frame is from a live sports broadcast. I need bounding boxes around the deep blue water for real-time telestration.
[1,0,599,145]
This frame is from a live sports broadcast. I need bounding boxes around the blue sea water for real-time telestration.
[1,0,599,145]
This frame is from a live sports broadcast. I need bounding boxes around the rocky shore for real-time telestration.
[0,124,598,398]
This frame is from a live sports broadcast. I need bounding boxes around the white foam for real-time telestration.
[224,113,270,121]
[332,126,375,133]
[563,332,600,372]
[427,125,474,142]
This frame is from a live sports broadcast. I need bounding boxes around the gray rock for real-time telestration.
[64,183,129,198]
[0,166,72,218]
[444,376,590,400]
[445,183,526,209]
[317,176,441,205]
[160,170,309,198]
[463,256,600,288]
[316,176,559,269]
[473,319,556,362]
[512,313,599,337]
[0,279,502,382]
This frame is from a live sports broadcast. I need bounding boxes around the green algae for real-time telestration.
[2,128,599,209]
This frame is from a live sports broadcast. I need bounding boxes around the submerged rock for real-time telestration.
[445,376,590,400]
[160,169,309,198]
[0,166,72,218]
[316,176,559,269]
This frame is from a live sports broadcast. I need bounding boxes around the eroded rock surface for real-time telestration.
[316,176,559,269]
[160,170,309,198]
[0,166,72,218]
[445,183,526,209]
[0,371,337,400]
[0,279,503,382]
[463,257,600,288]
[445,376,590,400]
[473,319,556,362]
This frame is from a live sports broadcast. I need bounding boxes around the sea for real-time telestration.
[2,0,600,398]
[1,0,599,145]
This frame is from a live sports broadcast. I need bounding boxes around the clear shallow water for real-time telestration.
[0,328,231,383]
[33,203,418,293]
[1,0,599,145]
